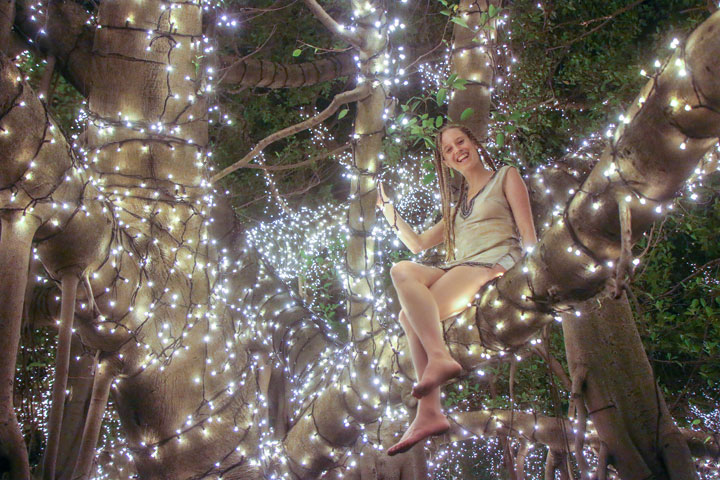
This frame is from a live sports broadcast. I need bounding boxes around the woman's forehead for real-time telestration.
[441,128,468,145]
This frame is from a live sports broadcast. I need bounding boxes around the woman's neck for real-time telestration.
[463,164,494,193]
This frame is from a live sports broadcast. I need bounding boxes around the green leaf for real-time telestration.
[460,107,474,121]
[488,4,497,17]
[423,172,436,185]
[338,109,348,119]
[292,49,302,57]
[435,115,443,128]
[440,9,451,16]
[496,132,505,147]
[451,16,469,29]
[453,78,468,91]
[436,89,447,105]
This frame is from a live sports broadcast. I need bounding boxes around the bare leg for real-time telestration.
[387,263,505,456]
[389,262,462,400]
[388,312,449,456]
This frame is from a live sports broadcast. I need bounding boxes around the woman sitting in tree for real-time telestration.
[377,124,537,455]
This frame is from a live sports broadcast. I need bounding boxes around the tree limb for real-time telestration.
[302,0,363,49]
[211,84,370,182]
[12,0,356,94]
[219,52,356,89]
[240,142,351,171]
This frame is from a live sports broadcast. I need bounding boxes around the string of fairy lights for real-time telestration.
[5,0,720,479]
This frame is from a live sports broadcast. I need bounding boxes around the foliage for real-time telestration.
[631,171,720,420]
[505,0,709,165]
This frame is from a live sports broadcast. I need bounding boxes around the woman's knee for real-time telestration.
[397,310,410,328]
[389,261,416,284]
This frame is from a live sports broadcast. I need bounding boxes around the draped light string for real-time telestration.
[7,1,720,478]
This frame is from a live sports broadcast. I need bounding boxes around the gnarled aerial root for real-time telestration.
[544,449,570,480]
[570,367,593,478]
[0,213,39,480]
[42,274,80,480]
[612,200,633,298]
[71,358,117,480]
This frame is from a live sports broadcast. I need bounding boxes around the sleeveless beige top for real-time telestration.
[439,165,523,271]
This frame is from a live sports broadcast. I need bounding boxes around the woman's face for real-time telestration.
[440,128,480,171]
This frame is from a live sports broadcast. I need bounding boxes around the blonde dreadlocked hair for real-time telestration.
[433,124,497,262]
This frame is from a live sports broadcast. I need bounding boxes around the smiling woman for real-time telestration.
[375,124,537,455]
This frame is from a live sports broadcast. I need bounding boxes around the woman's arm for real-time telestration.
[377,183,444,254]
[503,167,538,251]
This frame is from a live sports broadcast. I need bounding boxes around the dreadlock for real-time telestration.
[432,124,497,262]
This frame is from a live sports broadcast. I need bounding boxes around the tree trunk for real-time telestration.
[0,214,37,480]
[56,339,97,480]
[447,0,500,140]
[562,294,697,479]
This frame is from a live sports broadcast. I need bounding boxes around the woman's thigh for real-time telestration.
[429,265,505,320]
[390,260,445,288]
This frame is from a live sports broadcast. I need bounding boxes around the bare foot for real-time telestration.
[411,357,462,399]
[387,413,450,456]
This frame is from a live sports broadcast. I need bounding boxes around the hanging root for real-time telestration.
[83,274,98,316]
[42,274,80,480]
[571,367,591,478]
[544,449,570,480]
[613,199,633,299]
[71,358,116,480]
[515,441,529,480]
[0,214,40,479]
[573,399,591,477]
[597,443,609,480]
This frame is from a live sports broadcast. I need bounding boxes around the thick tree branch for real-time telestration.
[220,52,356,89]
[13,0,356,94]
[211,84,370,182]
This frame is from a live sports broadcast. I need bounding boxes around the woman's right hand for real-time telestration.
[376,182,389,208]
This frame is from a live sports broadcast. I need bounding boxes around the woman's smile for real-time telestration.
[455,152,470,164]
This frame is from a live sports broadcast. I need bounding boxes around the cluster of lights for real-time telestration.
[5,0,720,479]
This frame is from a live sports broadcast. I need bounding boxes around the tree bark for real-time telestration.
[447,0,500,139]
[56,339,97,480]
[12,0,356,95]
[0,0,13,54]
[562,294,697,479]
[0,213,37,480]
[42,274,80,480]
[71,358,116,480]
